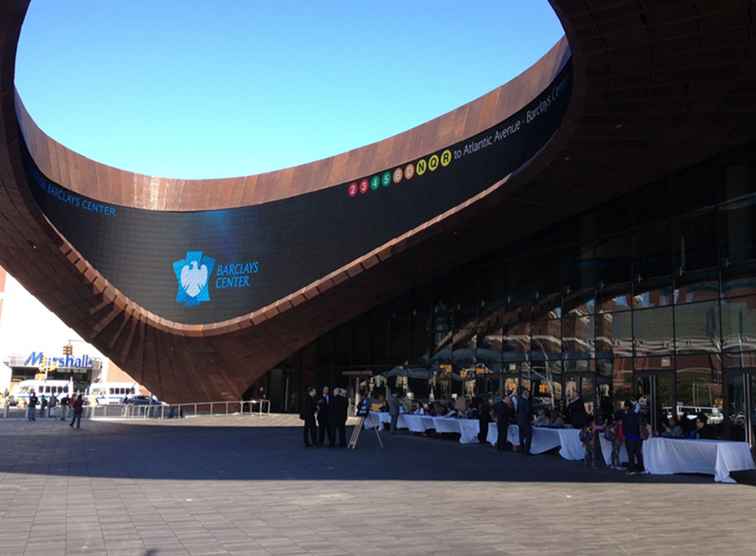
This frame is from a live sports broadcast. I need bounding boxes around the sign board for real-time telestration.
[23,64,572,326]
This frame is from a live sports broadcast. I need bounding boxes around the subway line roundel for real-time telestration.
[22,61,571,325]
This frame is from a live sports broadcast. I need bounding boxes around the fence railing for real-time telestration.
[1,399,271,420]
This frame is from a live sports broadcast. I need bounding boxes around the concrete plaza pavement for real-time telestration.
[0,414,755,556]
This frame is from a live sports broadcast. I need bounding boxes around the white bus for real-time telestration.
[88,382,138,405]
[13,379,73,406]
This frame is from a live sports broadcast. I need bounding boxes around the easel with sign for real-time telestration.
[348,398,383,449]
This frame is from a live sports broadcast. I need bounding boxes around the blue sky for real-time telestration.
[15,1,564,179]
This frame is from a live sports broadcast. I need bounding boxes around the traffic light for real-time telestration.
[63,343,73,357]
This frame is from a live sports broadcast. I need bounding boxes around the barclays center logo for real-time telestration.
[172,250,261,308]
[173,251,215,307]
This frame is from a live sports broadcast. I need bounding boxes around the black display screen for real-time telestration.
[22,61,571,325]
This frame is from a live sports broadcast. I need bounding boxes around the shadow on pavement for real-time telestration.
[0,419,724,485]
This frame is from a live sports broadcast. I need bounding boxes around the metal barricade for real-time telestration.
[82,399,271,421]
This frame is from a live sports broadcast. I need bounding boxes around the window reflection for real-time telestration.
[599,289,632,312]
[531,361,562,410]
[633,284,675,308]
[563,313,595,357]
[722,272,756,299]
[674,279,719,304]
[502,316,530,360]
[596,311,633,357]
[634,306,674,355]
[719,194,756,264]
[675,301,720,353]
[722,295,756,352]
[530,319,562,356]
[676,355,724,438]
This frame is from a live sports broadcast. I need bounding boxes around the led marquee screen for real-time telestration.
[23,62,572,325]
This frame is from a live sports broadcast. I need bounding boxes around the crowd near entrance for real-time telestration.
[274,142,756,466]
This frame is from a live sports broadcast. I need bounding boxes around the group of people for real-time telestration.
[24,390,85,429]
[300,386,349,447]
[577,401,719,472]
[371,388,725,475]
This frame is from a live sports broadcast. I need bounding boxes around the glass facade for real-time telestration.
[267,141,756,448]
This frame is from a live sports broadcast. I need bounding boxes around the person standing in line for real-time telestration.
[330,388,349,447]
[300,387,318,447]
[59,394,69,422]
[40,395,48,418]
[478,397,492,444]
[48,393,58,419]
[493,396,515,451]
[70,394,84,429]
[27,391,38,422]
[387,391,401,434]
[317,386,333,447]
[621,400,643,474]
[516,389,533,456]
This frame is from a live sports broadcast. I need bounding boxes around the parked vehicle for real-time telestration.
[124,395,161,405]
[13,379,73,407]
[88,382,138,405]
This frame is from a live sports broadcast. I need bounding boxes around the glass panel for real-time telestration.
[676,355,724,439]
[633,283,675,308]
[564,294,595,317]
[634,306,674,355]
[675,300,720,354]
[719,194,756,264]
[635,356,674,372]
[519,362,532,395]
[477,326,503,371]
[530,319,562,356]
[681,209,718,271]
[636,218,682,278]
[501,312,529,360]
[674,276,720,304]
[725,371,748,441]
[722,295,756,352]
[722,264,756,298]
[564,375,594,423]
[598,288,632,313]
[532,293,561,320]
[530,361,561,410]
[452,328,477,368]
[563,314,595,358]
[564,359,594,373]
[596,311,633,357]
[500,363,521,397]
[635,373,674,435]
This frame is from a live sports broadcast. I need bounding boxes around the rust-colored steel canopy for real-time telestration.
[0,1,755,402]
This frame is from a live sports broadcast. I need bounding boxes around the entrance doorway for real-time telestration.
[634,372,674,434]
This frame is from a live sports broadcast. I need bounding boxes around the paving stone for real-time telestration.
[1,416,756,555]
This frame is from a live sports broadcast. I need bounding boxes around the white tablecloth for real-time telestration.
[363,411,394,429]
[458,419,480,444]
[643,438,755,483]
[599,435,629,466]
[402,414,425,432]
[555,429,584,461]
[488,424,571,455]
[433,417,462,434]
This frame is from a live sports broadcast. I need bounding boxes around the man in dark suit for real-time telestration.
[301,387,318,447]
[517,389,533,456]
[478,397,492,444]
[568,394,588,429]
[317,386,333,447]
[493,396,515,451]
[329,388,349,447]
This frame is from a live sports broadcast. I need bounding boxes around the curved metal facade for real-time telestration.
[1,1,755,401]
